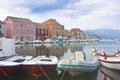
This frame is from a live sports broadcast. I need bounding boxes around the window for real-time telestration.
[45,30,48,34]
[59,27,61,29]
[41,30,44,34]
[27,30,29,34]
[37,29,40,34]
[21,24,23,27]
[16,29,18,34]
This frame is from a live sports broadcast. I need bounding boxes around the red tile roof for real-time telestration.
[43,19,61,26]
[6,16,33,23]
[34,22,48,29]
[71,28,83,32]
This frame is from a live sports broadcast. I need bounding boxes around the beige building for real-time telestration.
[43,19,64,38]
[70,28,85,39]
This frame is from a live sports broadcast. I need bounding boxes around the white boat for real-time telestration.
[0,38,58,76]
[93,47,120,70]
[23,55,58,76]
[57,50,99,73]
[0,61,22,75]
[67,38,77,43]
[32,40,42,44]
[44,39,54,43]
[98,54,120,70]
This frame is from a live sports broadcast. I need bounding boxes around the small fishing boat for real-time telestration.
[44,39,55,43]
[98,53,120,70]
[0,38,32,75]
[0,61,22,75]
[93,47,120,70]
[97,49,120,57]
[23,55,58,76]
[57,50,99,73]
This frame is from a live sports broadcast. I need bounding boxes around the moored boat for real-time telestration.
[23,55,58,76]
[0,38,32,75]
[98,55,120,70]
[57,50,99,73]
[93,47,120,70]
[44,39,55,43]
[0,61,22,75]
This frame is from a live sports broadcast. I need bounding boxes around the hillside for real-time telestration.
[84,29,120,39]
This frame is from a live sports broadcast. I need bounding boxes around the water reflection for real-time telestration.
[15,44,36,57]
[16,43,85,59]
[0,68,99,80]
[58,69,98,80]
[99,67,120,80]
[13,40,120,80]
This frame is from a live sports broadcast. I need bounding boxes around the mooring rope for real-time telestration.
[60,68,66,80]
[0,68,11,80]
[38,65,51,80]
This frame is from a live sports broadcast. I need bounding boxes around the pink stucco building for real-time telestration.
[4,16,35,42]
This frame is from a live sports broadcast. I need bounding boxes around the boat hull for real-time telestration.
[99,58,120,70]
[0,65,22,75]
[24,64,57,76]
[57,64,98,72]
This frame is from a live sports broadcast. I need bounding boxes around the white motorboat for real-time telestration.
[57,50,99,73]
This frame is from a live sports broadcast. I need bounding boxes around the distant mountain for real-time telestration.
[84,29,120,39]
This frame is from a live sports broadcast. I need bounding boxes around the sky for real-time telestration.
[0,0,120,30]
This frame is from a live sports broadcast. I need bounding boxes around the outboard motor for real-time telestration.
[46,48,49,57]
[91,47,98,56]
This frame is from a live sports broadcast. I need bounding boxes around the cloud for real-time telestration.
[16,0,73,13]
[60,0,120,30]
[0,0,120,30]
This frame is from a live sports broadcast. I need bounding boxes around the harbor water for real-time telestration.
[0,39,120,80]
